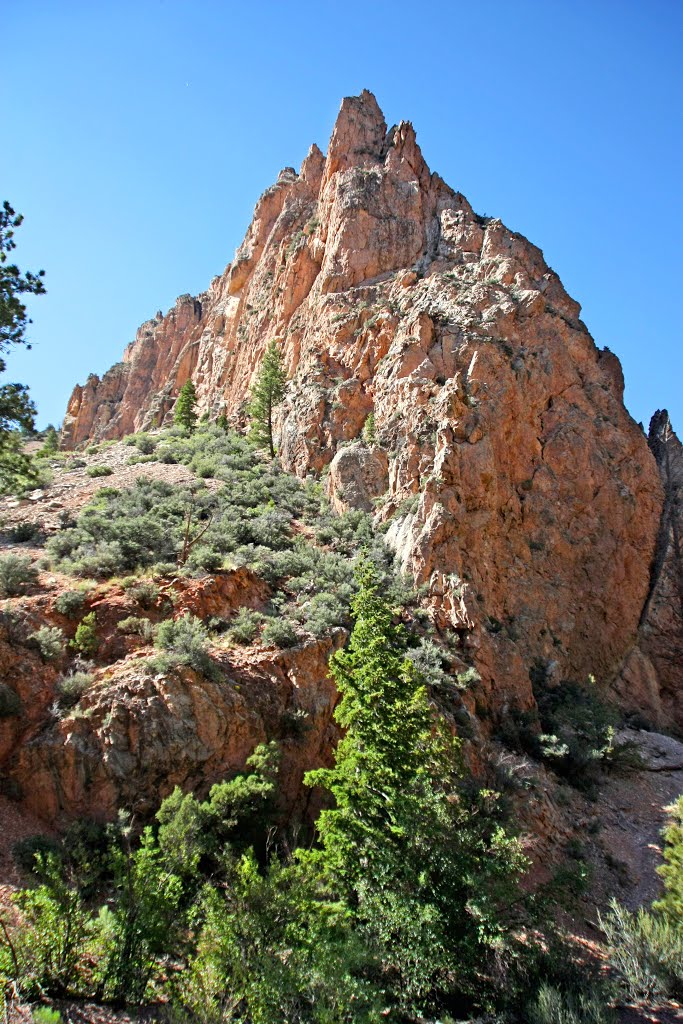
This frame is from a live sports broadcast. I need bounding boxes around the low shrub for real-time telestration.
[600,899,683,1002]
[527,982,615,1023]
[228,607,265,645]
[406,637,452,688]
[69,541,126,578]
[500,676,624,795]
[154,614,216,677]
[362,412,376,444]
[32,1008,63,1024]
[191,456,219,479]
[86,465,114,478]
[261,616,299,648]
[149,561,177,579]
[13,834,62,875]
[55,671,93,710]
[281,706,310,738]
[8,521,41,543]
[0,554,38,596]
[299,590,347,637]
[122,578,160,608]
[655,795,683,924]
[70,613,98,655]
[29,625,65,662]
[186,544,223,573]
[117,615,155,641]
[54,589,88,617]
[127,433,157,455]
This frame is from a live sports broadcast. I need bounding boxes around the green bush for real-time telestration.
[154,614,216,677]
[500,676,625,795]
[228,607,265,645]
[116,615,155,641]
[92,824,185,1004]
[55,671,93,710]
[261,616,299,648]
[655,795,683,924]
[32,1007,62,1024]
[123,578,161,608]
[69,541,126,578]
[13,834,62,875]
[54,589,88,617]
[186,543,223,572]
[406,637,452,688]
[176,854,380,1024]
[70,612,98,655]
[362,412,376,444]
[599,899,683,1002]
[8,520,40,542]
[191,456,218,479]
[0,853,91,999]
[29,625,65,662]
[126,433,157,455]
[527,982,615,1023]
[0,553,38,595]
[86,464,114,478]
[299,590,348,637]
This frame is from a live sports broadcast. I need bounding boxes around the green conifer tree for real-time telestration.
[305,560,527,1013]
[40,424,59,454]
[247,341,287,458]
[0,202,46,492]
[174,380,198,433]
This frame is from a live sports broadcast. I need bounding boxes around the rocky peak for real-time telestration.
[323,89,388,180]
[59,91,680,734]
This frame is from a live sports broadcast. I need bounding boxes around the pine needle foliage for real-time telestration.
[305,559,528,1014]
[174,380,198,433]
[247,340,287,458]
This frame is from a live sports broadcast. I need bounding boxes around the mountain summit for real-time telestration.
[61,91,680,732]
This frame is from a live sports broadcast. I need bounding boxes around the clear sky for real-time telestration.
[4,0,682,432]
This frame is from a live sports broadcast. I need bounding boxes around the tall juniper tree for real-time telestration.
[247,340,287,459]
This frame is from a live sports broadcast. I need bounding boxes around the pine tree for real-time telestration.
[247,341,287,459]
[40,424,59,454]
[0,202,46,492]
[174,380,198,432]
[305,560,527,1013]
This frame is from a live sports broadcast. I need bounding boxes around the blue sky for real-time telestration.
[4,0,682,432]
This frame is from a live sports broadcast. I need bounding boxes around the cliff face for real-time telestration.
[61,90,675,727]
[615,411,683,731]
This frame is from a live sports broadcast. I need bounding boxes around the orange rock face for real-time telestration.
[614,412,683,731]
[60,90,677,730]
[15,638,341,826]
[0,568,342,826]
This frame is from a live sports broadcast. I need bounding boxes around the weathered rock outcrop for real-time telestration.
[16,639,341,826]
[0,563,341,825]
[61,90,677,729]
[616,412,683,731]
